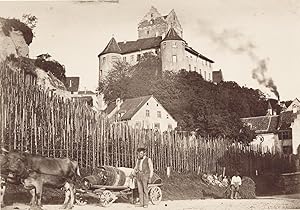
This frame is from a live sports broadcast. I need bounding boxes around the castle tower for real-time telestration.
[98,37,122,84]
[161,27,186,72]
[138,6,183,39]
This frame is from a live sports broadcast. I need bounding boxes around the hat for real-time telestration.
[137,147,146,152]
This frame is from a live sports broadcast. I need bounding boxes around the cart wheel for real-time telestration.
[149,186,162,205]
[99,190,116,207]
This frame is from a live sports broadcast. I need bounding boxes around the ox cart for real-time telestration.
[75,166,163,207]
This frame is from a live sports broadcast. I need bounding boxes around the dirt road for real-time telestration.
[2,196,300,210]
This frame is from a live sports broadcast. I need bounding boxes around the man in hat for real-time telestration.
[133,147,153,208]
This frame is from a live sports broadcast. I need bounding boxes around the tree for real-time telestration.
[35,54,66,83]
[100,60,132,103]
[22,14,38,30]
[99,53,266,142]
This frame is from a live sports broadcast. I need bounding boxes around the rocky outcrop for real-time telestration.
[0,17,71,98]
[0,20,29,62]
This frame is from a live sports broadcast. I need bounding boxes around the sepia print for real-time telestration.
[0,0,300,209]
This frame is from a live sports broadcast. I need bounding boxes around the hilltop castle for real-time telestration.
[98,6,221,85]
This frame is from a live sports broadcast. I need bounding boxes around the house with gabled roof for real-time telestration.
[286,98,300,113]
[105,95,177,132]
[98,6,218,85]
[241,105,300,154]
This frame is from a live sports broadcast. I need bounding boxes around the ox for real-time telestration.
[5,151,80,210]
[0,151,21,207]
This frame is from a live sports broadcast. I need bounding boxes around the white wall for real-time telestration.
[128,96,177,132]
[185,50,213,81]
[292,115,300,154]
[122,48,158,65]
[251,133,282,153]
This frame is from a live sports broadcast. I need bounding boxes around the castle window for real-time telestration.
[172,42,177,48]
[204,71,207,80]
[103,57,106,63]
[147,30,150,35]
[166,114,169,119]
[151,13,153,18]
[194,67,196,72]
[209,62,212,68]
[146,110,150,117]
[189,64,191,71]
[163,42,166,49]
[137,54,141,61]
[112,56,119,62]
[168,124,173,130]
[209,73,211,80]
[123,57,126,62]
[172,55,177,63]
[199,69,202,75]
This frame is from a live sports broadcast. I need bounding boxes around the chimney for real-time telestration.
[267,101,273,116]
[292,105,298,113]
[116,98,123,110]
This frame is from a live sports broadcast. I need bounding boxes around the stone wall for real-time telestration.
[279,171,300,194]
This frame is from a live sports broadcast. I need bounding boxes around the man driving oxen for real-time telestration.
[3,150,80,210]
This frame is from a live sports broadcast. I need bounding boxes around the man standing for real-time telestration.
[133,147,154,208]
[230,171,242,199]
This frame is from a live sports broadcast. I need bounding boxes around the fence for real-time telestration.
[0,64,294,176]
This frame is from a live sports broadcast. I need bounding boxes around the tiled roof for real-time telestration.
[98,37,122,56]
[162,27,184,42]
[241,115,279,134]
[105,102,117,115]
[65,77,80,92]
[118,36,162,54]
[120,95,152,120]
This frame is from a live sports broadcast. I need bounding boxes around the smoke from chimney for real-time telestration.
[196,20,280,100]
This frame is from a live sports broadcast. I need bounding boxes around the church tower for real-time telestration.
[98,37,122,84]
[160,27,186,72]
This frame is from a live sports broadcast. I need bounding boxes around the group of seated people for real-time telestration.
[201,173,229,187]
[202,171,242,199]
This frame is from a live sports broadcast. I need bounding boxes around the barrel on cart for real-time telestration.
[75,166,163,207]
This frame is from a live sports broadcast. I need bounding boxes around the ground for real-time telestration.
[2,195,300,210]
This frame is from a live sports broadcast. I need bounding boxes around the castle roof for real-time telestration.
[185,46,214,63]
[162,27,184,42]
[118,36,162,54]
[98,37,122,56]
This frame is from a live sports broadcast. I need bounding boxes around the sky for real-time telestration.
[0,0,299,101]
